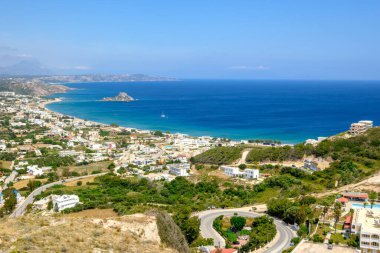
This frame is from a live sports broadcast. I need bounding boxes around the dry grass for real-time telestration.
[13,178,48,190]
[57,160,112,176]
[0,214,178,253]
[63,176,96,187]
[0,160,12,169]
[63,209,118,218]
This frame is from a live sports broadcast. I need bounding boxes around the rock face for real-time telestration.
[0,214,177,253]
[102,92,135,102]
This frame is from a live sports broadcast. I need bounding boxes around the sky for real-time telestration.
[0,0,380,79]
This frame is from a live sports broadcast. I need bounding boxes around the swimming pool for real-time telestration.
[351,203,380,209]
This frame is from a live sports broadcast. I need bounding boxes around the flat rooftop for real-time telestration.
[355,208,380,233]
[293,241,357,253]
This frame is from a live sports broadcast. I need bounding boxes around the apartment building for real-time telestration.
[351,208,380,253]
[349,120,374,136]
[168,163,190,177]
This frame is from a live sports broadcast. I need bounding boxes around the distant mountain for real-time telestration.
[37,74,177,84]
[0,77,70,96]
[0,74,177,97]
[0,59,52,76]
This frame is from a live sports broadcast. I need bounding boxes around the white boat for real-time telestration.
[161,112,166,118]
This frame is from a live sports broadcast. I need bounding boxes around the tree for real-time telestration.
[107,163,116,171]
[238,164,247,170]
[4,193,17,214]
[182,217,200,244]
[363,202,369,209]
[333,202,342,233]
[230,216,246,232]
[322,204,330,223]
[284,206,306,225]
[369,192,377,209]
[27,180,41,192]
[154,130,164,137]
[47,200,53,210]
[173,209,200,244]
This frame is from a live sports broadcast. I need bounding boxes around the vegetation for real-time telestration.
[26,155,74,169]
[240,216,276,252]
[230,216,246,232]
[267,197,318,237]
[151,210,190,253]
[246,144,313,162]
[247,128,380,170]
[0,152,17,161]
[191,146,243,165]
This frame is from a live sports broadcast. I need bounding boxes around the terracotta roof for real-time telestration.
[343,192,368,199]
[211,249,238,253]
[344,216,353,224]
[337,197,349,203]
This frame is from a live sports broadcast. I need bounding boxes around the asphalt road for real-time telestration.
[9,172,107,218]
[198,209,295,253]
[2,170,17,190]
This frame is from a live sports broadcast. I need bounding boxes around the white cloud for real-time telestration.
[57,65,92,70]
[73,65,91,70]
[228,65,269,71]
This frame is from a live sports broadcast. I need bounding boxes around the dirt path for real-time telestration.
[237,149,251,165]
[313,172,380,197]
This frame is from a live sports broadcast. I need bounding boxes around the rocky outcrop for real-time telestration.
[102,92,135,102]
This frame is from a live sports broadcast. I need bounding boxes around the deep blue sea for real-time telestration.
[47,80,380,143]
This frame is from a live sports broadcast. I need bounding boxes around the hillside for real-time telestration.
[190,146,243,165]
[0,77,70,96]
[0,213,178,253]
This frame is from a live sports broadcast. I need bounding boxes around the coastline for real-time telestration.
[42,97,295,146]
[42,97,109,128]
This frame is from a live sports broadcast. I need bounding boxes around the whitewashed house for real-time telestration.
[52,194,80,212]
[27,165,43,176]
[244,169,260,179]
[222,166,243,177]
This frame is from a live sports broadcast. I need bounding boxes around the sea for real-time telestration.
[47,79,380,144]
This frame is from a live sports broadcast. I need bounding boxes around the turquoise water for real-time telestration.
[352,203,380,209]
[47,80,380,143]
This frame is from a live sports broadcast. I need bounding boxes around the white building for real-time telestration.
[168,163,190,177]
[87,131,100,141]
[349,120,373,136]
[244,169,260,179]
[359,120,374,129]
[304,159,319,171]
[221,166,243,177]
[351,208,380,253]
[59,150,78,157]
[0,92,15,96]
[0,143,6,151]
[27,165,43,176]
[52,194,80,212]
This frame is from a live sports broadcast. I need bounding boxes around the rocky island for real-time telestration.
[102,92,135,102]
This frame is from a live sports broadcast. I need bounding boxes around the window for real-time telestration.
[372,242,379,246]
[373,235,380,239]
[362,241,369,245]
[362,234,370,238]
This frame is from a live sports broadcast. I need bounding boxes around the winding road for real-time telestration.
[197,208,295,253]
[9,173,107,218]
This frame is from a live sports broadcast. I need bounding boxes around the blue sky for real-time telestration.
[1,0,380,79]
